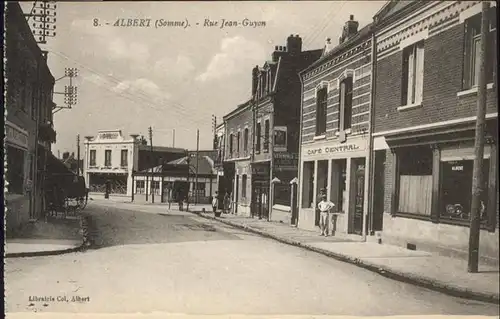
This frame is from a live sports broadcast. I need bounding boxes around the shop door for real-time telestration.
[252,181,269,219]
[352,159,365,235]
[234,175,239,214]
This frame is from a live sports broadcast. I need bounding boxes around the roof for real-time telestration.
[168,155,216,175]
[301,23,373,75]
[223,99,253,121]
[138,145,186,153]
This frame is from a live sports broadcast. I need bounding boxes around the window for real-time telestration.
[440,159,489,222]
[256,122,261,152]
[89,150,96,167]
[301,161,315,208]
[152,181,160,195]
[136,180,145,194]
[6,146,25,194]
[264,119,270,152]
[243,128,249,152]
[316,87,327,136]
[104,150,112,167]
[397,146,433,216]
[274,127,287,149]
[229,133,234,155]
[194,182,205,198]
[463,10,496,89]
[121,149,128,167]
[401,41,425,106]
[339,77,353,131]
[242,175,247,198]
[237,131,241,154]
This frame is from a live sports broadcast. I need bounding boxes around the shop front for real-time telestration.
[251,161,270,219]
[5,120,33,233]
[298,135,369,235]
[376,119,499,261]
[234,161,251,216]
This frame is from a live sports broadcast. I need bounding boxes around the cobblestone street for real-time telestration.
[5,202,499,315]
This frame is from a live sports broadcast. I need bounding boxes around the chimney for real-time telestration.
[252,65,260,96]
[339,15,359,44]
[272,45,286,62]
[324,37,333,54]
[286,34,302,55]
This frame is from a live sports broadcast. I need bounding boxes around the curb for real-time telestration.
[192,211,500,305]
[6,214,92,259]
[5,242,87,258]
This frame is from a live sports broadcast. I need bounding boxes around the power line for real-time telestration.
[48,50,213,122]
[304,1,347,48]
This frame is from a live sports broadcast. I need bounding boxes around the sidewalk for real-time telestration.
[5,213,85,258]
[192,209,500,304]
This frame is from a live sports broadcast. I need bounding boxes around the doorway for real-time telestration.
[350,158,365,235]
[372,151,385,232]
[234,175,239,214]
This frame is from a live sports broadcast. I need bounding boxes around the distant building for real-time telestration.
[132,152,217,204]
[83,130,186,200]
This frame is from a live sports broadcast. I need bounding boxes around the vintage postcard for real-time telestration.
[3,0,499,317]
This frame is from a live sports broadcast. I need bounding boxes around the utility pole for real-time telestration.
[77,134,80,176]
[24,0,57,44]
[195,129,200,204]
[149,126,155,204]
[186,150,191,211]
[172,129,175,148]
[468,1,490,274]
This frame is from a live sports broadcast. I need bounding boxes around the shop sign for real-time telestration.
[252,166,269,175]
[6,122,29,149]
[99,132,120,139]
[304,143,365,157]
[274,152,298,170]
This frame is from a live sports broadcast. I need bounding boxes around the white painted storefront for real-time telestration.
[298,135,370,236]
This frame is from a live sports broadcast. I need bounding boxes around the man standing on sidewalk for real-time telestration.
[212,192,219,214]
[318,193,334,236]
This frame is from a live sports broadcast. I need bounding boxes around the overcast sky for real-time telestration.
[20,1,385,155]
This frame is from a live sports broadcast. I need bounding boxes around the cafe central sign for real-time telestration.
[304,142,366,157]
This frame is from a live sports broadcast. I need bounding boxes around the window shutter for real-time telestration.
[401,49,409,106]
[463,21,471,89]
[487,29,496,84]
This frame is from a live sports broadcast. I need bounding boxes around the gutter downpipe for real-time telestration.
[364,28,377,242]
[296,71,305,227]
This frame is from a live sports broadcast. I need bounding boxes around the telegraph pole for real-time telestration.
[77,134,80,176]
[149,126,155,203]
[468,1,490,273]
[24,0,57,44]
[172,129,175,148]
[195,129,200,204]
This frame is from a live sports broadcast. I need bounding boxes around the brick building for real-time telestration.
[5,2,57,232]
[223,100,253,215]
[298,15,374,236]
[221,34,322,220]
[371,1,498,261]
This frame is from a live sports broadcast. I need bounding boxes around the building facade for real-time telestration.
[83,130,139,200]
[132,152,217,204]
[298,15,374,236]
[5,2,57,232]
[371,1,498,261]
[221,34,322,222]
[223,100,253,216]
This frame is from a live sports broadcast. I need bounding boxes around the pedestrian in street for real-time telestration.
[223,192,231,214]
[318,193,334,236]
[212,191,219,214]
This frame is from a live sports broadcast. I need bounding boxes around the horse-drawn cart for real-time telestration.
[46,173,88,218]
